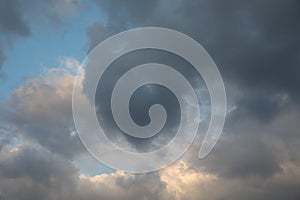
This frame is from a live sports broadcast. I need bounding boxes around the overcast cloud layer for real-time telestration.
[0,0,300,199]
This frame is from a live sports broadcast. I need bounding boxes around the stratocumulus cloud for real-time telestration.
[0,0,300,199]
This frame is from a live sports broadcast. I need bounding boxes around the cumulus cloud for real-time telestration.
[1,54,300,199]
[1,0,300,199]
[0,145,79,200]
[1,142,299,200]
[2,57,83,158]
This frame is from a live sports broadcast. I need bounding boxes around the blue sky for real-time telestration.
[0,2,111,175]
[0,3,105,99]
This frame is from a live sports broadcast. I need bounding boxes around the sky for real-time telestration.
[0,0,300,199]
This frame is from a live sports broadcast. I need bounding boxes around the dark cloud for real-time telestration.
[90,49,209,152]
[0,144,170,200]
[82,0,300,198]
[0,0,30,37]
[0,0,29,72]
[0,145,79,200]
[0,49,5,74]
[0,0,300,199]
[1,142,300,200]
[0,146,77,184]
[200,132,282,178]
[88,0,300,121]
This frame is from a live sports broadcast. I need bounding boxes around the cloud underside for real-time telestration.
[1,0,300,199]
[0,57,299,200]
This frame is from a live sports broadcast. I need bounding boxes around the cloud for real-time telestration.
[81,1,300,198]
[0,56,300,199]
[88,0,300,121]
[0,144,169,200]
[161,160,300,200]
[0,0,29,72]
[0,0,300,199]
[2,58,83,158]
[86,49,207,153]
[0,145,79,200]
[2,142,300,200]
[78,171,169,200]
[0,47,5,75]
[0,0,30,37]
[160,161,217,199]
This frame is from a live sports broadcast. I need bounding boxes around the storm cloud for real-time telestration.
[0,0,300,199]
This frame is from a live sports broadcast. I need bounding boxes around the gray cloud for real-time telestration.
[0,49,5,76]
[0,142,300,200]
[0,146,77,185]
[0,0,29,72]
[81,0,300,198]
[88,49,209,152]
[0,0,30,37]
[0,145,79,200]
[0,144,170,200]
[1,58,300,200]
[88,0,300,120]
[2,68,83,158]
[0,0,300,199]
